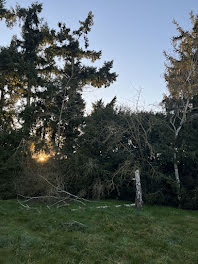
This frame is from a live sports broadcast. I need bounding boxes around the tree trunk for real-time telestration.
[27,83,31,107]
[173,151,181,203]
[135,169,143,209]
[0,87,4,113]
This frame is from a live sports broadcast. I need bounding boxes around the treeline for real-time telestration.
[0,1,198,209]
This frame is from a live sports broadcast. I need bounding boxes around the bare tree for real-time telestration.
[116,104,157,209]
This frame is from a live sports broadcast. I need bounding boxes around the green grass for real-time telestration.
[0,200,198,264]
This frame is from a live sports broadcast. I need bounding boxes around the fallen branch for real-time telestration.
[17,174,90,211]
[17,196,41,213]
[39,174,90,204]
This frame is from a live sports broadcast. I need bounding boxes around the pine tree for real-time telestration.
[44,11,117,156]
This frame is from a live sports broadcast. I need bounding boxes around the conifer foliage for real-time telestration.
[0,2,198,209]
[0,1,117,198]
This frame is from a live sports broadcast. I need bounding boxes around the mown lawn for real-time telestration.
[0,199,198,264]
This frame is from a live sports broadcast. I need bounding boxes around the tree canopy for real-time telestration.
[0,2,198,209]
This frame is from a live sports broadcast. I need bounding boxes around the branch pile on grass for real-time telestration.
[17,174,89,211]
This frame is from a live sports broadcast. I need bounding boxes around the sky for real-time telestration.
[2,0,198,112]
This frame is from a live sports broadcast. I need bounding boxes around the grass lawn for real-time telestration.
[0,199,198,264]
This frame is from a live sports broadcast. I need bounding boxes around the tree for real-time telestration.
[65,97,136,200]
[0,1,118,199]
[163,12,198,203]
[0,0,16,26]
[42,11,117,156]
[0,40,22,130]
[15,3,53,137]
[117,108,158,208]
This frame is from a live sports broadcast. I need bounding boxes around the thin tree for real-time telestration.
[163,13,198,203]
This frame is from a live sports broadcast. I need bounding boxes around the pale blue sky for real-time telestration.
[2,0,198,111]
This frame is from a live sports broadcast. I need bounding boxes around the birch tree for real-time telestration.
[163,13,198,203]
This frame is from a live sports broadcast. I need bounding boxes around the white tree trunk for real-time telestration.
[135,169,143,209]
[173,151,181,202]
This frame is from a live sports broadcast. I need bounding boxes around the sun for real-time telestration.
[30,143,55,163]
[32,151,51,163]
[38,153,48,162]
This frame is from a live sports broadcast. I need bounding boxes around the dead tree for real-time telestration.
[116,105,157,209]
[135,169,143,209]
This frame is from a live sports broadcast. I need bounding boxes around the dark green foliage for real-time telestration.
[58,98,128,199]
[0,1,118,200]
[0,1,198,210]
[0,130,24,199]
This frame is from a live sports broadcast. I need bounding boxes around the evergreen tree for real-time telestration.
[44,11,117,156]
[0,1,117,198]
[66,97,131,199]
